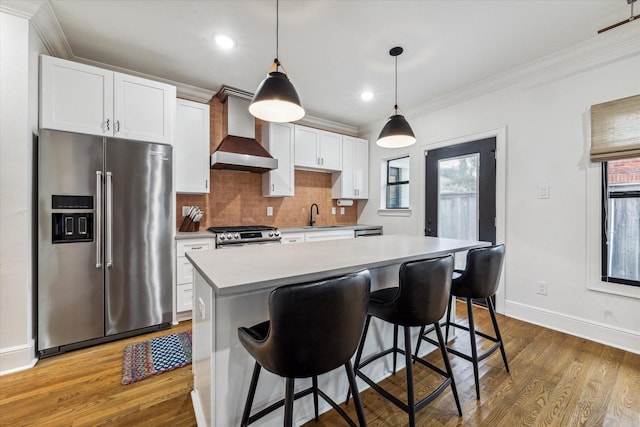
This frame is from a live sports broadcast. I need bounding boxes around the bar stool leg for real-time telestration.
[346,315,371,405]
[392,324,399,374]
[312,376,319,421]
[445,294,454,343]
[466,298,481,400]
[240,362,261,427]
[284,378,295,427]
[487,297,509,372]
[403,326,416,427]
[344,361,368,426]
[434,323,462,416]
[413,325,426,359]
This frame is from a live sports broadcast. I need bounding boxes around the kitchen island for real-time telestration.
[186,235,487,427]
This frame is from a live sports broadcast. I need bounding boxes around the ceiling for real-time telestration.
[42,0,635,130]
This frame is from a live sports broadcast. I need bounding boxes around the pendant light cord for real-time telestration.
[275,0,280,69]
[394,54,398,114]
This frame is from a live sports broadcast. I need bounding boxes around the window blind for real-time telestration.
[590,94,640,162]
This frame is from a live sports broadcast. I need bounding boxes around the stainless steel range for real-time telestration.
[208,225,281,248]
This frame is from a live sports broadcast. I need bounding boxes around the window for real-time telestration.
[602,158,640,287]
[386,156,409,209]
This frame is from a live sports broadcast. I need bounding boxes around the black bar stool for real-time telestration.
[238,270,371,427]
[348,255,462,427]
[416,244,508,400]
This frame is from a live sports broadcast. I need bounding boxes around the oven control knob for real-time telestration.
[268,231,274,237]
[234,233,240,239]
[274,231,280,237]
[227,233,233,240]
[219,235,225,241]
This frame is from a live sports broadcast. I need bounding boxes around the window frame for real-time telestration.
[385,156,410,209]
[601,161,640,287]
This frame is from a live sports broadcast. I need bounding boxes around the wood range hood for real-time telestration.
[210,86,278,174]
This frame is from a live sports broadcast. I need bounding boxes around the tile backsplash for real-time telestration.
[175,96,358,230]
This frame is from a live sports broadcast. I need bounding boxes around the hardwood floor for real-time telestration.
[0,321,196,427]
[306,302,640,427]
[1,304,639,426]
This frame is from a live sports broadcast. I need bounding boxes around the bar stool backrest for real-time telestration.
[395,255,454,326]
[458,244,505,299]
[262,270,371,378]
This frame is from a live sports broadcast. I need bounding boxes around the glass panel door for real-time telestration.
[437,153,479,240]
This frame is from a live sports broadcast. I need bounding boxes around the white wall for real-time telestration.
[0,7,47,374]
[358,26,640,353]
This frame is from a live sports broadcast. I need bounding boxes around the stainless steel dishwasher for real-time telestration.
[354,226,383,237]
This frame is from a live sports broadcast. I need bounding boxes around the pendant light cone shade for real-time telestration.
[377,113,416,148]
[377,46,416,148]
[249,69,305,123]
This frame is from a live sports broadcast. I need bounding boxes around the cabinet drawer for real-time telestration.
[177,284,193,313]
[177,256,195,285]
[176,239,213,257]
[281,233,305,244]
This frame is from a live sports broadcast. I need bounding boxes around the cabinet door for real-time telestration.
[263,122,294,197]
[340,137,356,197]
[176,99,210,193]
[40,55,113,136]
[294,125,319,168]
[113,72,175,144]
[319,131,342,171]
[354,138,369,198]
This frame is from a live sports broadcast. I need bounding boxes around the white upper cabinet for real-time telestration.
[175,99,210,194]
[294,125,342,172]
[332,136,369,199]
[40,55,176,145]
[113,72,175,144]
[40,55,113,136]
[262,122,295,197]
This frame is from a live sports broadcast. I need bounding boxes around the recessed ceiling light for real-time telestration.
[215,35,235,50]
[360,91,374,101]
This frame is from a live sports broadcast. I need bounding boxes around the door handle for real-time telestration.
[96,171,103,268]
[106,172,113,267]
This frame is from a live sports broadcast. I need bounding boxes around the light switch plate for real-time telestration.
[340,207,345,215]
[266,206,273,216]
[331,207,336,215]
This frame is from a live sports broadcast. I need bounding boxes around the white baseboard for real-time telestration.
[505,300,640,355]
[0,340,37,376]
[191,390,207,427]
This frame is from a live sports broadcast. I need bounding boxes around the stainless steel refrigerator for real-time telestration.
[36,129,173,357]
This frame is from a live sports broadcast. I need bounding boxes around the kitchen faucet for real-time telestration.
[309,203,319,227]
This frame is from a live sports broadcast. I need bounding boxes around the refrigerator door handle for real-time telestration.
[96,171,103,268]
[106,171,113,268]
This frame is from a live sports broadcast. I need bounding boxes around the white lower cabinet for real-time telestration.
[280,229,355,243]
[281,232,305,244]
[175,238,214,319]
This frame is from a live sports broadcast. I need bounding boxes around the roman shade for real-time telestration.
[590,94,640,162]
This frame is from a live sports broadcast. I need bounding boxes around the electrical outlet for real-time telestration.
[182,206,192,217]
[266,206,273,216]
[331,207,336,215]
[536,280,548,295]
[538,185,550,199]
[340,207,345,215]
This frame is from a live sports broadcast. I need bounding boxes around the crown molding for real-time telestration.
[74,57,215,103]
[29,1,72,58]
[360,24,640,137]
[0,0,44,19]
[295,115,358,137]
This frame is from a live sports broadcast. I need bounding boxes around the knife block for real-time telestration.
[179,217,200,232]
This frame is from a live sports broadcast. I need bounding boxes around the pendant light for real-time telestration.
[377,47,416,148]
[249,0,305,123]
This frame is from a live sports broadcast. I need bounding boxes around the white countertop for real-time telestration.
[186,234,487,296]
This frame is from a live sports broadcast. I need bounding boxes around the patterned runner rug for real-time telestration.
[121,330,192,385]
